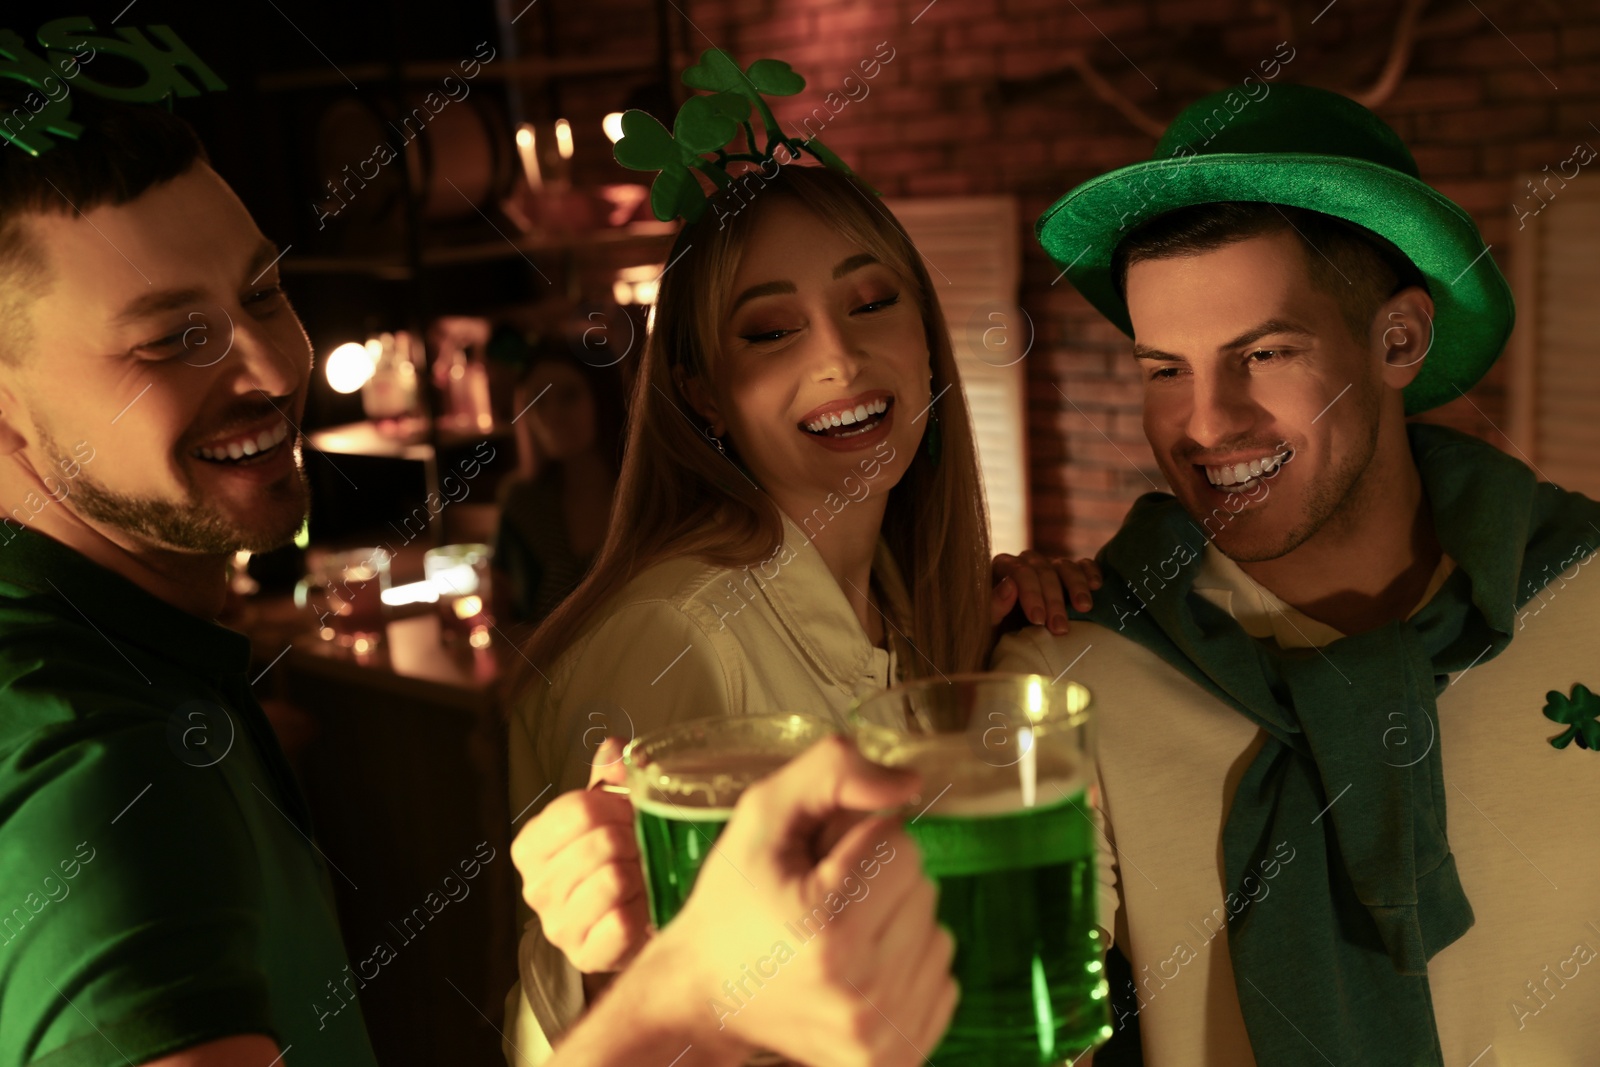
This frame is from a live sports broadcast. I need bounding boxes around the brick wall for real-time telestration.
[540,0,1600,556]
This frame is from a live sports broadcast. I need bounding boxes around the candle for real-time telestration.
[516,123,543,192]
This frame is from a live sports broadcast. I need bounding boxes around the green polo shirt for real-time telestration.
[0,529,378,1067]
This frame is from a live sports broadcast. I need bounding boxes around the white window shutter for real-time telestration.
[1506,175,1600,500]
[886,196,1030,555]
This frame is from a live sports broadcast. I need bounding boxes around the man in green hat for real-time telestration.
[1000,84,1600,1066]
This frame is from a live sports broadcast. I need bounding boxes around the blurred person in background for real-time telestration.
[494,340,628,625]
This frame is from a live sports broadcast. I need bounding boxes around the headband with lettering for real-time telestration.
[1,16,225,156]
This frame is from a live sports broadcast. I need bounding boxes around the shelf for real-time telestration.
[282,219,678,278]
[257,53,663,93]
[308,416,513,460]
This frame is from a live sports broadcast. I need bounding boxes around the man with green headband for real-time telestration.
[0,92,381,1065]
[1001,84,1600,1065]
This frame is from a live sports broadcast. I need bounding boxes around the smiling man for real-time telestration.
[1005,85,1600,1066]
[0,98,378,1065]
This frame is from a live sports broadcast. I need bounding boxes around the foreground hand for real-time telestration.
[512,737,651,974]
[991,550,1103,633]
[658,735,958,1067]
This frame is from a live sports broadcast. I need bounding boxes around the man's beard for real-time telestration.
[40,430,309,555]
[1204,376,1383,564]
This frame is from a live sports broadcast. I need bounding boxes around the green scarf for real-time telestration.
[1074,424,1600,1065]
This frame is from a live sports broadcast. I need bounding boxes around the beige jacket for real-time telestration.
[503,518,902,1064]
[995,545,1600,1067]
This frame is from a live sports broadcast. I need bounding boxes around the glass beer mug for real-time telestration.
[294,547,391,652]
[620,714,835,928]
[617,714,835,1067]
[850,673,1111,1066]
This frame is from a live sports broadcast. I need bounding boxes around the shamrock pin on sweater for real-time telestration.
[1543,683,1600,750]
[611,48,863,224]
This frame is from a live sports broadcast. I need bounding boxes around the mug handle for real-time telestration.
[294,576,335,623]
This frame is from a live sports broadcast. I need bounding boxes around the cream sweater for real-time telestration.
[995,545,1600,1067]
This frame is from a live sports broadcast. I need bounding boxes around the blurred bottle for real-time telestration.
[430,317,495,431]
[361,331,420,423]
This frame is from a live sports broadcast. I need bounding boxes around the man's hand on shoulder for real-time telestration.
[991,551,1103,634]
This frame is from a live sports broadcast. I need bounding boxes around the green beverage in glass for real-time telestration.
[622,714,835,929]
[852,674,1111,1066]
[630,798,730,929]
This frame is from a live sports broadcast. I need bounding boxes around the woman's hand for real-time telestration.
[990,550,1104,634]
[512,738,652,974]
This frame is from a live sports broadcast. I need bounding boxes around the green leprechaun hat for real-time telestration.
[1036,83,1514,415]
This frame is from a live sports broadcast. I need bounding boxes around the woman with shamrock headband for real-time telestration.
[501,50,1097,1064]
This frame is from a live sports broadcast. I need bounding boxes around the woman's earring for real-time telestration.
[925,381,942,464]
[703,427,757,486]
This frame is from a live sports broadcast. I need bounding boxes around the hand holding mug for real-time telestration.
[511,737,651,974]
[656,735,959,1067]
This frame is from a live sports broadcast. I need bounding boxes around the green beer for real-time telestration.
[909,773,1108,1063]
[853,674,1111,1066]
[623,716,834,929]
[631,797,730,928]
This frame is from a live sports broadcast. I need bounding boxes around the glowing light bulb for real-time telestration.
[325,342,376,394]
[603,112,625,143]
[554,118,574,160]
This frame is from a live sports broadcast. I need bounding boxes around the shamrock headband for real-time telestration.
[611,48,864,225]
[1,16,226,157]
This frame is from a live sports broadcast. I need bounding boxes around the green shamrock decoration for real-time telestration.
[612,48,863,224]
[611,99,745,224]
[1542,683,1600,750]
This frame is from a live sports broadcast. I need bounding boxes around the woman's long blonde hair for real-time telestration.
[515,164,992,692]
